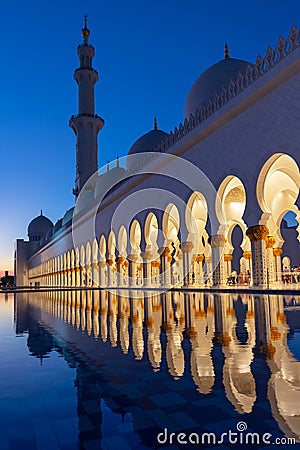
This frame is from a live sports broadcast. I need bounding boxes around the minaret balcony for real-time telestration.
[69,114,104,133]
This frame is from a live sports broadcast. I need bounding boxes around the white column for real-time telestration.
[209,235,226,286]
[116,256,125,287]
[159,247,171,287]
[224,254,233,282]
[107,258,115,287]
[273,248,283,284]
[99,261,107,287]
[266,236,276,285]
[243,251,252,285]
[92,261,99,286]
[246,225,269,288]
[141,251,153,287]
[128,254,138,288]
[181,242,194,287]
[194,254,205,286]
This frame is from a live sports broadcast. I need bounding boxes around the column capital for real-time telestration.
[195,254,205,262]
[151,260,160,268]
[141,251,153,261]
[208,234,226,248]
[116,256,124,265]
[128,253,139,262]
[180,241,194,253]
[224,254,233,262]
[243,251,252,259]
[266,235,276,249]
[159,247,171,258]
[246,225,269,242]
[273,247,283,257]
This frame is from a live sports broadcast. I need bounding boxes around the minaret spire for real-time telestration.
[224,42,230,60]
[69,18,104,198]
[154,116,158,131]
[82,14,90,45]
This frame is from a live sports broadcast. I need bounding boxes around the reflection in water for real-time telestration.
[215,294,256,413]
[14,289,300,445]
[255,295,300,441]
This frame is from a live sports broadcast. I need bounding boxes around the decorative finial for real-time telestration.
[224,42,230,60]
[154,116,158,131]
[116,156,120,168]
[82,13,90,44]
[107,161,110,172]
[40,210,43,216]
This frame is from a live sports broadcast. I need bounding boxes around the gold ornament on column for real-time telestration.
[159,247,171,258]
[266,236,276,249]
[116,256,124,265]
[273,248,283,257]
[180,241,194,252]
[246,225,269,241]
[208,235,226,247]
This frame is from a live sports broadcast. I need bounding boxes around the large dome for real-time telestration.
[27,212,54,242]
[184,57,254,119]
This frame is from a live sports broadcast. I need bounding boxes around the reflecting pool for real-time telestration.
[1,290,300,449]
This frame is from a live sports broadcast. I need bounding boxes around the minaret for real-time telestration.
[69,15,104,197]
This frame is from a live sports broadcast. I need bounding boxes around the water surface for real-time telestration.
[1,290,300,449]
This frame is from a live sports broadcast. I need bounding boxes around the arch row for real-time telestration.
[28,153,300,289]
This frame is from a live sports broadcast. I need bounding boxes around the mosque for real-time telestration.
[14,19,300,289]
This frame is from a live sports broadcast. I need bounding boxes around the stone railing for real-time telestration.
[154,24,300,153]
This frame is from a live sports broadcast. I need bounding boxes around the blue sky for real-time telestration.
[0,0,299,273]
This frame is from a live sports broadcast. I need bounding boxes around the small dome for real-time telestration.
[62,207,74,226]
[184,57,254,119]
[126,119,168,171]
[95,165,126,199]
[27,212,54,242]
[53,218,63,234]
[128,129,168,157]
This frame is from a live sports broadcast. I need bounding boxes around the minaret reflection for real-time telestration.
[215,293,256,413]
[189,293,215,394]
[255,294,300,440]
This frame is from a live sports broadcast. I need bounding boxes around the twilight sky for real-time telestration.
[0,0,299,274]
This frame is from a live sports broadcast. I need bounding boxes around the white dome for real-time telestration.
[185,57,254,119]
[95,166,126,199]
[126,126,168,171]
[62,207,74,226]
[27,212,54,242]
